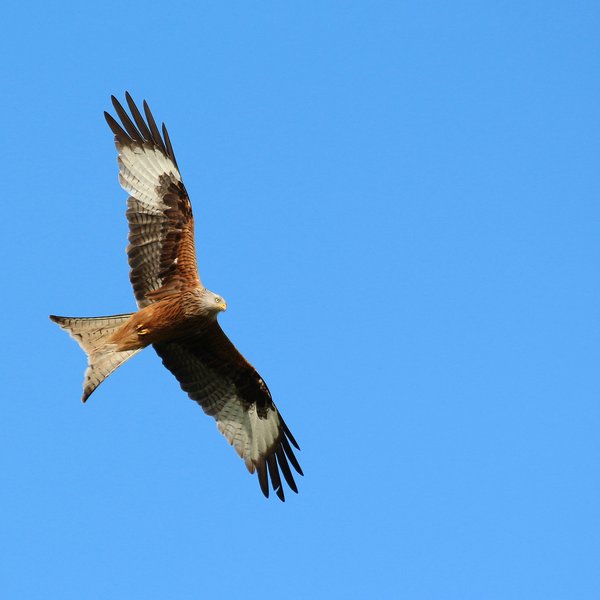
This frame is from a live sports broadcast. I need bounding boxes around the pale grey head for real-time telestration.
[199,288,227,316]
[181,288,227,320]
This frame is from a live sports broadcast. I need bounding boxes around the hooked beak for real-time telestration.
[219,300,227,312]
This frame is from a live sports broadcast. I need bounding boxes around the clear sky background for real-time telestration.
[1,2,599,598]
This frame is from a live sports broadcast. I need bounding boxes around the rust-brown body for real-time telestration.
[108,289,215,351]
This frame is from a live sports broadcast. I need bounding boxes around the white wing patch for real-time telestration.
[117,144,181,214]
[216,398,281,472]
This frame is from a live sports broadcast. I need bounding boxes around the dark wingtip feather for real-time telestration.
[281,435,303,476]
[162,123,179,170]
[256,461,269,498]
[143,99,167,154]
[125,92,153,141]
[104,111,130,142]
[281,417,301,450]
[111,95,143,143]
[276,446,298,494]
[266,453,285,502]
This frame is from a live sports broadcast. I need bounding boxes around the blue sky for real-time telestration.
[1,1,599,598]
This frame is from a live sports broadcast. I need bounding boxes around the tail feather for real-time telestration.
[49,314,141,402]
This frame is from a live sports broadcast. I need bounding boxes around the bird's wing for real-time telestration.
[153,322,302,501]
[105,93,201,308]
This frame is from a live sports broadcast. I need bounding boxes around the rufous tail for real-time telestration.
[49,313,141,402]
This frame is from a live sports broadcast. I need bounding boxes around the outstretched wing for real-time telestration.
[153,323,303,501]
[105,93,201,308]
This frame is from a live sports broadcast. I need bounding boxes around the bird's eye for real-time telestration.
[215,297,221,303]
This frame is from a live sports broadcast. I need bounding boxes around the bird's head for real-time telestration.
[202,289,227,315]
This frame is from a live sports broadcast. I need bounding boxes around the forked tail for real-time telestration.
[49,313,140,402]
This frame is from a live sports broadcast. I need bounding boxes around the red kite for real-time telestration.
[50,94,302,501]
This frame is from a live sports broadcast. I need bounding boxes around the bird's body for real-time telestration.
[107,289,223,351]
[50,94,302,501]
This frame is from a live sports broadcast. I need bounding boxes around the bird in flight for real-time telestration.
[50,93,302,501]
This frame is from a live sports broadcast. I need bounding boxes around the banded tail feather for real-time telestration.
[49,314,141,402]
